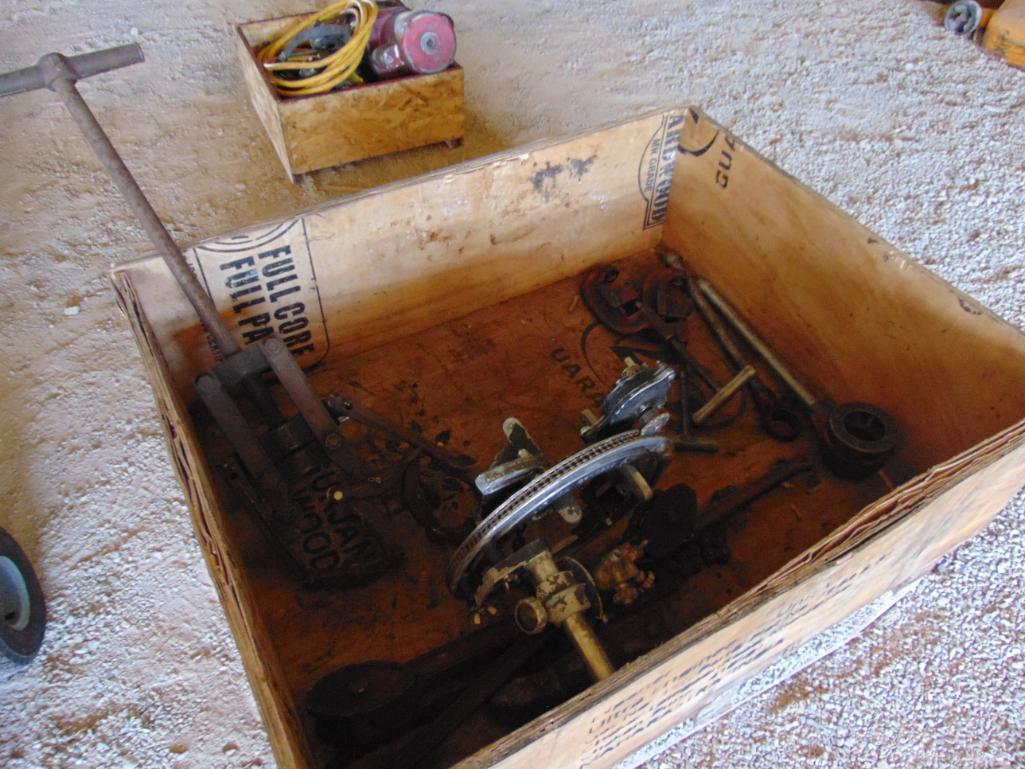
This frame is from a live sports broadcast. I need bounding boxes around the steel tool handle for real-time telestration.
[0,43,238,356]
[0,44,143,97]
[697,279,819,408]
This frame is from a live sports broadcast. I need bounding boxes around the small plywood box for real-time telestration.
[113,109,1025,769]
[236,14,465,181]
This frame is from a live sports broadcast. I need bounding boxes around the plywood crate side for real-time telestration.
[663,109,1025,470]
[112,269,313,769]
[236,14,465,178]
[124,109,680,397]
[278,66,465,176]
[234,23,292,174]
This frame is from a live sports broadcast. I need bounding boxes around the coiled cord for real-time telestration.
[258,0,378,97]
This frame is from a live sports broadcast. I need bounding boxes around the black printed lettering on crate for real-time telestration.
[715,134,737,190]
[188,219,330,365]
[290,465,378,576]
[550,346,606,407]
[638,113,685,229]
[578,556,890,766]
[675,112,739,191]
[219,245,314,354]
[292,468,341,573]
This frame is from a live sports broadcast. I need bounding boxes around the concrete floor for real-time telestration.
[1,1,1024,767]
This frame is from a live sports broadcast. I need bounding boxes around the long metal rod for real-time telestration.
[0,45,144,97]
[692,364,756,424]
[697,279,818,408]
[523,549,614,681]
[37,52,239,357]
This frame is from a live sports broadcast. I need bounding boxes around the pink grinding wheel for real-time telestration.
[400,11,456,74]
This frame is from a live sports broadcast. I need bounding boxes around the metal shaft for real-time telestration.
[693,454,812,530]
[527,550,615,682]
[692,364,756,425]
[562,613,616,681]
[698,279,818,408]
[38,53,239,357]
[0,45,144,97]
[687,274,749,372]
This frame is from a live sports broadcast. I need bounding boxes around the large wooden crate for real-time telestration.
[111,108,1025,769]
[236,14,465,181]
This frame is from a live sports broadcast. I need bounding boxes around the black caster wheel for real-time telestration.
[0,527,46,675]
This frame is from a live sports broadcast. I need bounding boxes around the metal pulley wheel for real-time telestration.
[307,660,420,722]
[0,528,46,675]
[447,430,673,595]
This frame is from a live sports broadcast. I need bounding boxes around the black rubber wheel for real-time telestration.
[0,527,46,674]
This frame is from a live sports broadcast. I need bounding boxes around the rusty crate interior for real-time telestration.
[193,250,908,768]
[120,109,1025,769]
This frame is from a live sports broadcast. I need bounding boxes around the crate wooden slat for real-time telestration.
[111,107,1025,769]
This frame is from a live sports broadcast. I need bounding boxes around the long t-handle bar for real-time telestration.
[0,46,239,357]
[0,44,142,96]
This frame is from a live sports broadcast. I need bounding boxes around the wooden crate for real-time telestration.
[111,108,1025,769]
[236,14,465,181]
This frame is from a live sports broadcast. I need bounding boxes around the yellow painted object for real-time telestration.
[983,0,1025,67]
[258,0,377,96]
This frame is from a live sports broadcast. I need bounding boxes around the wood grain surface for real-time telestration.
[236,16,464,179]
[111,109,1025,769]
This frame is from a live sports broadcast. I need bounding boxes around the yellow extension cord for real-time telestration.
[258,0,378,97]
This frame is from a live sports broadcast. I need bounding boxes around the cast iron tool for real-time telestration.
[580,265,718,392]
[347,635,547,769]
[449,430,673,596]
[472,539,614,682]
[698,279,898,478]
[625,453,814,563]
[658,249,803,441]
[475,418,585,525]
[448,361,677,598]
[580,265,750,446]
[447,362,677,684]
[308,620,545,769]
[308,621,517,749]
[489,591,678,723]
[493,455,816,722]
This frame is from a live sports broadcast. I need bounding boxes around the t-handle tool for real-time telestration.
[674,373,719,453]
[0,46,401,583]
[689,281,802,441]
[698,280,898,478]
[0,46,237,356]
[657,249,802,442]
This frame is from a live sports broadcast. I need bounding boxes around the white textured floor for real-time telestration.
[1,1,1024,767]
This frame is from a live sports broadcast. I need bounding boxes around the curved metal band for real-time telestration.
[446,431,672,592]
